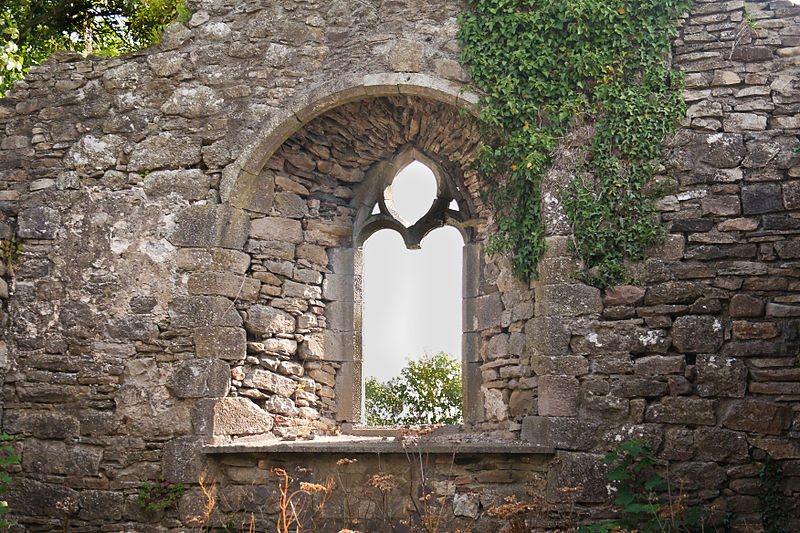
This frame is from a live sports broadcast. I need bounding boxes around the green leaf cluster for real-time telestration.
[138,472,185,512]
[579,441,705,533]
[458,0,691,287]
[364,351,462,426]
[0,0,189,96]
[0,433,20,528]
[758,456,786,533]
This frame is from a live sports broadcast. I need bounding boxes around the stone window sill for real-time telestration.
[202,432,555,455]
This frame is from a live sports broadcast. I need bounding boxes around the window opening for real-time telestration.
[362,213,463,426]
[385,160,438,226]
[362,227,463,381]
[347,146,483,427]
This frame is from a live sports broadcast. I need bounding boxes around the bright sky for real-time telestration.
[361,162,463,382]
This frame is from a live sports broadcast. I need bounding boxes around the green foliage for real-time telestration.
[0,0,188,96]
[138,472,185,512]
[579,441,704,533]
[0,237,21,267]
[0,433,20,529]
[365,351,462,426]
[458,0,691,287]
[758,456,786,533]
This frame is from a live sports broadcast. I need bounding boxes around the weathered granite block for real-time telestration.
[250,216,304,243]
[534,284,602,317]
[78,490,124,521]
[526,316,571,356]
[671,315,724,353]
[742,183,783,215]
[168,205,250,249]
[695,354,747,397]
[167,358,230,398]
[170,296,243,327]
[538,375,579,416]
[17,206,60,239]
[694,427,749,463]
[194,326,246,359]
[244,304,294,335]
[645,397,716,426]
[243,369,296,397]
[188,272,261,301]
[521,416,598,450]
[192,397,273,436]
[23,440,102,476]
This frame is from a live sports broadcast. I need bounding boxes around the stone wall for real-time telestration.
[0,0,798,531]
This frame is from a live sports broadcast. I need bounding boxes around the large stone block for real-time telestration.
[482,387,508,421]
[244,304,295,335]
[64,134,125,171]
[742,183,783,215]
[547,452,610,503]
[168,205,250,250]
[3,411,80,439]
[322,273,354,301]
[17,206,60,239]
[534,284,602,317]
[730,294,764,317]
[633,355,685,376]
[128,132,202,172]
[226,168,276,214]
[464,293,503,331]
[143,169,210,201]
[7,479,78,517]
[250,217,304,243]
[604,285,645,306]
[389,39,424,72]
[538,375,579,416]
[305,218,352,246]
[188,272,261,301]
[195,327,246,359]
[610,377,669,398]
[163,436,207,485]
[104,314,159,341]
[699,133,745,168]
[170,296,243,327]
[243,369,296,397]
[161,85,223,118]
[526,316,571,356]
[669,462,726,491]
[671,315,723,353]
[176,247,250,273]
[521,416,598,450]
[23,440,102,476]
[644,397,716,426]
[695,354,747,397]
[530,355,588,376]
[694,427,748,463]
[167,358,230,398]
[299,331,350,361]
[192,397,273,436]
[722,400,792,435]
[78,490,124,521]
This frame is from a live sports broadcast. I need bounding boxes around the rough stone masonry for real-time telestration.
[0,0,798,531]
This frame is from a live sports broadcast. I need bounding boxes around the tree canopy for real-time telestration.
[365,351,463,426]
[0,0,185,95]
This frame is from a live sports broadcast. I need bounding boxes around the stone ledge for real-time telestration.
[202,435,555,455]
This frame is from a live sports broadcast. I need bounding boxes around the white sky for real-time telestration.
[361,162,463,382]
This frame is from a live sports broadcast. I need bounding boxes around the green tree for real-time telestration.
[365,351,462,426]
[0,0,187,96]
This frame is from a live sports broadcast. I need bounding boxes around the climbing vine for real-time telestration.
[458,0,691,287]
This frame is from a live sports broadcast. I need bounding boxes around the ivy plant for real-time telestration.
[458,0,691,287]
[579,440,705,532]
